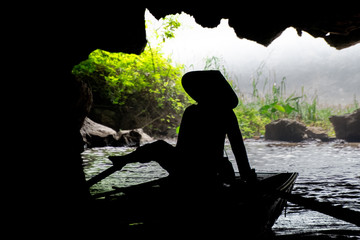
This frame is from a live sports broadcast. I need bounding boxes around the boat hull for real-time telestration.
[94,172,298,237]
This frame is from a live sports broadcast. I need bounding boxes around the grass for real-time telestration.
[187,57,358,139]
[232,67,359,139]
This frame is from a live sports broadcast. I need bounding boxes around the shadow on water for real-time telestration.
[82,140,360,239]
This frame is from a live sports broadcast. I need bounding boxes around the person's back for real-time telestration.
[175,70,243,183]
[176,104,228,179]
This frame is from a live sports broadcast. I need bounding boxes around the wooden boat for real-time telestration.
[93,172,298,237]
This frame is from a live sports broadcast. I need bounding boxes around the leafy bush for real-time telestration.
[234,101,271,138]
[72,14,190,136]
[72,46,189,136]
[236,63,359,138]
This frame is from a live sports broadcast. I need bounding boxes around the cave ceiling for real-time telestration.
[42,5,359,68]
[147,6,360,51]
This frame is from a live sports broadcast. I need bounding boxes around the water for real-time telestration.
[82,140,360,238]
[240,140,360,239]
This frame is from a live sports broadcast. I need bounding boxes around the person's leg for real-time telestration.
[109,140,177,173]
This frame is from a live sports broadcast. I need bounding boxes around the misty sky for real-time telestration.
[146,10,360,105]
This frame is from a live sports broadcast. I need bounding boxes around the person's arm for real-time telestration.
[226,110,255,180]
[175,105,192,150]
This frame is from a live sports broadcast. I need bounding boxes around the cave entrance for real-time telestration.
[76,9,359,141]
[145,10,359,139]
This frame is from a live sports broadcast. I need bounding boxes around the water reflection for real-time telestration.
[82,140,360,238]
[239,140,360,238]
[83,146,168,194]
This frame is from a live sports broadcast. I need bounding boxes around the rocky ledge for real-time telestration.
[80,117,153,148]
[329,109,360,142]
[265,109,360,143]
[265,119,329,142]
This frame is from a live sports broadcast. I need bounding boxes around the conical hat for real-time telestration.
[182,70,238,109]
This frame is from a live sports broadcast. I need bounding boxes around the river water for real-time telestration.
[82,140,360,239]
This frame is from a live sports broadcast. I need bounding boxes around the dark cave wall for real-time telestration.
[24,6,148,213]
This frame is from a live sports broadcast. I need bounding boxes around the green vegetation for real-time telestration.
[73,15,190,136]
[233,63,359,138]
[190,56,358,139]
[72,47,186,108]
[72,13,358,139]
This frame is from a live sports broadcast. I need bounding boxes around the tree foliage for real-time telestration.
[72,46,188,135]
[72,15,189,136]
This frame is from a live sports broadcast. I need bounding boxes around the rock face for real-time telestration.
[265,119,308,142]
[265,119,329,142]
[80,117,119,147]
[80,117,153,148]
[305,126,329,141]
[89,101,181,138]
[329,109,360,142]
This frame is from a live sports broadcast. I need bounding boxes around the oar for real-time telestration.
[92,177,170,199]
[87,165,124,187]
[278,191,360,227]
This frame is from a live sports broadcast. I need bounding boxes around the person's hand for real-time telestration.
[243,168,257,184]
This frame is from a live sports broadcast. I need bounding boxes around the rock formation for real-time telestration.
[80,117,119,147]
[265,119,308,142]
[305,126,329,141]
[265,119,329,142]
[329,109,360,142]
[81,117,153,148]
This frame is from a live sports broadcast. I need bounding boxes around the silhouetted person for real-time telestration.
[110,70,256,187]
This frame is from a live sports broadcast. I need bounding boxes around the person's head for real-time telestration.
[181,70,238,109]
